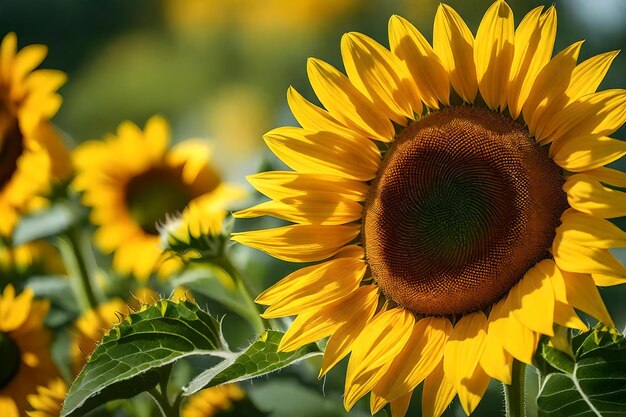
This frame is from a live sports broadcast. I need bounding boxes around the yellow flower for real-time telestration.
[0,241,64,279]
[232,2,626,416]
[181,385,245,417]
[0,285,57,417]
[70,298,128,375]
[0,33,71,237]
[26,378,67,417]
[73,115,243,280]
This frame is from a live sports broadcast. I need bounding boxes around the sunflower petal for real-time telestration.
[307,58,395,142]
[433,3,478,103]
[507,6,556,119]
[344,308,415,410]
[474,0,515,110]
[511,259,556,336]
[370,391,388,415]
[563,173,626,218]
[553,301,588,331]
[480,311,513,384]
[551,135,626,172]
[583,167,626,187]
[489,298,538,364]
[260,258,366,318]
[0,286,33,332]
[422,359,456,417]
[565,51,620,105]
[523,41,582,138]
[319,286,379,377]
[389,15,449,108]
[341,32,417,124]
[540,89,626,145]
[560,270,614,326]
[443,312,488,399]
[246,171,369,202]
[457,364,490,416]
[390,390,413,417]
[374,317,452,402]
[559,210,626,248]
[263,126,380,181]
[231,224,360,263]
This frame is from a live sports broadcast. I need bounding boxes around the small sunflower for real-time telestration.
[232,1,626,416]
[73,116,243,280]
[0,285,57,416]
[0,241,64,282]
[181,384,245,417]
[26,378,67,417]
[0,33,71,237]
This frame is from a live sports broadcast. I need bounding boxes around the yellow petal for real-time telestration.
[422,359,456,417]
[550,135,626,172]
[12,44,47,82]
[553,229,626,279]
[389,15,449,108]
[489,298,538,364]
[370,391,388,415]
[0,286,33,332]
[1,32,17,79]
[341,32,417,124]
[507,6,556,119]
[231,224,360,263]
[374,317,452,402]
[319,286,380,377]
[474,0,515,110]
[233,196,363,225]
[433,3,478,103]
[443,312,488,396]
[390,390,413,417]
[559,270,614,326]
[540,89,626,145]
[565,51,620,105]
[307,58,395,142]
[479,316,513,384]
[263,126,381,181]
[260,258,366,318]
[553,301,588,331]
[344,308,415,410]
[523,41,582,138]
[286,86,368,143]
[583,166,626,187]
[457,364,490,416]
[510,259,556,336]
[591,272,626,286]
[246,171,369,202]
[278,285,377,352]
[558,209,626,248]
[563,173,626,218]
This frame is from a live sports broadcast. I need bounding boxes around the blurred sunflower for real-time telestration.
[70,298,127,375]
[181,384,245,417]
[26,378,67,417]
[0,33,71,237]
[73,116,243,280]
[0,285,57,416]
[232,1,626,416]
[0,241,64,281]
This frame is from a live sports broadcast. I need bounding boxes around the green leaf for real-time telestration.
[61,300,227,417]
[536,325,626,417]
[537,343,575,374]
[12,203,75,245]
[185,330,322,395]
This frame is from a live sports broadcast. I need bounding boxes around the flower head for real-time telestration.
[73,116,244,280]
[181,384,245,417]
[0,33,71,237]
[232,1,626,416]
[0,285,57,416]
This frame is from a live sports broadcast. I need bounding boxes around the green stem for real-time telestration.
[148,365,181,417]
[58,225,103,311]
[214,255,268,334]
[504,360,526,417]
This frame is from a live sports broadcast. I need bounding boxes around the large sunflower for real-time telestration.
[73,116,243,280]
[232,1,626,416]
[0,285,57,417]
[0,33,71,237]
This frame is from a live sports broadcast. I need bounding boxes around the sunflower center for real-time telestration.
[125,167,195,234]
[0,332,21,388]
[363,106,567,315]
[0,100,23,190]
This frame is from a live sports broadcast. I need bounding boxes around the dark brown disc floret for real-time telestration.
[363,106,567,315]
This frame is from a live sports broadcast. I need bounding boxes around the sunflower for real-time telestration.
[0,33,71,237]
[0,285,57,417]
[73,115,243,280]
[26,378,67,417]
[232,1,626,416]
[181,384,245,417]
[0,241,65,282]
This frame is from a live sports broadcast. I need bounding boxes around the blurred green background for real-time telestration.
[2,0,625,416]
